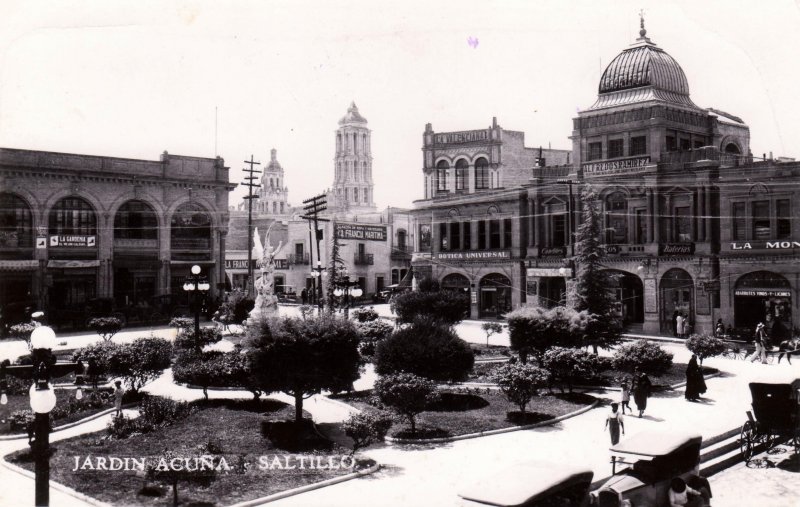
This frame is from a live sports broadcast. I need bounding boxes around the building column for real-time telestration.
[468,165,476,193]
[529,198,536,247]
[691,189,698,241]
[698,186,706,241]
[646,188,654,244]
[705,186,713,243]
[471,220,479,250]
[653,189,661,243]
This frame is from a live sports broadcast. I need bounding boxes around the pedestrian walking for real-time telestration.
[672,310,680,337]
[684,354,706,401]
[714,319,725,338]
[114,380,125,417]
[301,287,308,305]
[748,322,768,364]
[632,369,652,418]
[604,402,625,445]
[676,313,685,339]
[619,380,631,414]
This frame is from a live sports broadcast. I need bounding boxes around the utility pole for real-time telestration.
[241,155,261,296]
[302,193,329,311]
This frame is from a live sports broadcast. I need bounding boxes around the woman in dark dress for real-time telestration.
[632,369,652,418]
[684,354,706,401]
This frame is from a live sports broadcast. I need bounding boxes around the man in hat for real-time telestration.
[748,322,768,364]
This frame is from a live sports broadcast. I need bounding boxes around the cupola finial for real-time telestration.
[639,9,647,38]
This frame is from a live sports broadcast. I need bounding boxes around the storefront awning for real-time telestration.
[47,260,101,269]
[169,260,216,265]
[0,260,39,271]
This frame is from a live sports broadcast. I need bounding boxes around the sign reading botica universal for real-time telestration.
[49,235,96,247]
[334,223,387,242]
[433,250,510,261]
[658,243,695,255]
[433,130,489,145]
[582,156,651,177]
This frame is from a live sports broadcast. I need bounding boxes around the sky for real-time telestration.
[2,0,800,210]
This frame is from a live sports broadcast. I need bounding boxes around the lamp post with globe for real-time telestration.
[333,274,363,319]
[183,265,211,348]
[0,324,83,506]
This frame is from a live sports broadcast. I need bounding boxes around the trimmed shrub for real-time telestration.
[342,410,393,455]
[686,334,726,364]
[417,277,440,293]
[542,347,607,392]
[613,341,674,376]
[356,319,394,359]
[73,341,119,387]
[351,307,379,323]
[138,394,195,428]
[8,322,37,345]
[112,337,173,392]
[505,306,591,364]
[169,317,194,331]
[174,326,222,350]
[9,410,35,433]
[492,362,549,413]
[375,318,474,382]
[390,290,469,325]
[374,373,438,436]
[481,322,504,347]
[87,317,123,342]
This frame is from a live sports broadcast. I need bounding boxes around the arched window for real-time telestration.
[475,158,489,189]
[397,229,407,250]
[49,196,97,236]
[362,134,367,153]
[171,202,211,250]
[354,188,359,202]
[363,189,369,203]
[436,160,449,193]
[724,143,741,154]
[455,159,468,191]
[273,202,277,214]
[280,202,285,214]
[337,133,342,152]
[0,193,33,248]
[114,200,157,240]
[362,162,368,181]
[606,192,628,244]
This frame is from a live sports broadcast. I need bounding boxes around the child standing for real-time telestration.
[114,380,125,418]
[604,403,625,445]
[620,380,631,415]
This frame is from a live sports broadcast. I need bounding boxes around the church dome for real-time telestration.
[598,42,689,95]
[338,101,368,125]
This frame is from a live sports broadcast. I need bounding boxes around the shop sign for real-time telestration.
[734,289,791,297]
[526,268,571,278]
[433,130,488,144]
[604,245,621,255]
[49,235,96,247]
[539,246,566,258]
[582,156,650,177]
[699,280,720,292]
[526,280,538,296]
[471,291,477,304]
[334,223,387,242]
[658,243,695,255]
[36,237,47,249]
[730,241,800,250]
[434,250,510,260]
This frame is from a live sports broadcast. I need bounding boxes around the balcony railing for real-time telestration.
[354,253,374,265]
[390,245,412,260]
[288,253,310,265]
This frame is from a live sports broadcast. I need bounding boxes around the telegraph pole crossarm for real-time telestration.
[242,155,261,295]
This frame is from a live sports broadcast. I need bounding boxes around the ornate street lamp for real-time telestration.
[333,274,363,318]
[310,261,326,311]
[0,324,82,507]
[183,265,210,349]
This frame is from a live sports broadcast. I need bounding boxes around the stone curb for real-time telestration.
[0,403,138,441]
[385,399,601,445]
[0,457,112,507]
[224,462,381,507]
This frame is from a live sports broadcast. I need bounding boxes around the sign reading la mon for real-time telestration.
[731,241,800,250]
[334,223,387,242]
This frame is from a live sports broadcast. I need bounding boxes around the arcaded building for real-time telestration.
[0,148,234,327]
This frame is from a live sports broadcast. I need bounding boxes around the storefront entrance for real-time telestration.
[538,277,566,309]
[734,271,792,338]
[479,273,512,319]
[660,268,694,335]
[0,271,35,332]
[441,273,470,293]
[605,270,644,326]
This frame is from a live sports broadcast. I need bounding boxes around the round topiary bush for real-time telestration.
[612,340,674,376]
[685,334,726,364]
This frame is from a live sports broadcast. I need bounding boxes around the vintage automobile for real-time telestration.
[592,431,711,507]
[458,462,594,507]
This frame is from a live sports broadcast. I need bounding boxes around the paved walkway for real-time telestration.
[710,442,800,506]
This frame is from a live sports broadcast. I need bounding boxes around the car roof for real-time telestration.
[610,431,702,457]
[458,462,593,506]
[749,371,800,386]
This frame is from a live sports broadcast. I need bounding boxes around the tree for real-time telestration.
[505,306,591,365]
[247,314,362,423]
[390,290,469,325]
[72,341,118,388]
[375,317,474,382]
[356,319,394,359]
[87,317,123,342]
[569,189,624,353]
[481,322,504,347]
[146,450,218,507]
[326,229,346,313]
[685,334,726,365]
[8,321,38,348]
[613,341,674,376]
[110,337,173,392]
[342,410,393,455]
[542,347,607,393]
[374,373,438,436]
[492,362,549,413]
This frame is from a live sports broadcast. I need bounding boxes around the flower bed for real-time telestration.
[333,388,596,439]
[0,388,113,435]
[7,398,365,506]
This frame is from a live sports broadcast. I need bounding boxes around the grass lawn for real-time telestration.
[576,362,719,390]
[333,388,596,439]
[0,389,113,435]
[8,399,361,507]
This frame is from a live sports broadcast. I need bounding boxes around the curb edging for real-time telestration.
[385,399,601,445]
[0,403,138,441]
[224,462,381,507]
[0,457,112,507]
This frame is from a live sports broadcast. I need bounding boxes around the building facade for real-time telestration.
[330,102,376,212]
[411,21,800,337]
[0,148,234,327]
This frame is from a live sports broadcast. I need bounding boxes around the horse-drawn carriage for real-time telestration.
[739,373,800,463]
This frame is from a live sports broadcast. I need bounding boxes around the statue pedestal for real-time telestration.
[248,294,279,324]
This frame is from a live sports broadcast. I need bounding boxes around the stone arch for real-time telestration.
[0,192,35,248]
[748,183,770,196]
[42,188,105,228]
[107,191,167,232]
[170,201,213,252]
[113,199,159,241]
[166,196,220,230]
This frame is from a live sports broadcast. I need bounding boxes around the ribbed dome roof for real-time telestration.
[338,101,368,125]
[598,42,690,95]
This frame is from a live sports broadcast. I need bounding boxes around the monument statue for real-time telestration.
[248,223,284,323]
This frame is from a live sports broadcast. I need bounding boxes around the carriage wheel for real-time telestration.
[740,421,756,462]
[764,431,780,451]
